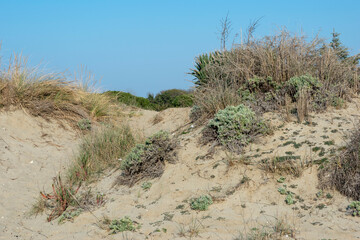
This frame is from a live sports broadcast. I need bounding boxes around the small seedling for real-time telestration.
[141,182,152,190]
[285,194,295,205]
[324,140,335,146]
[190,195,213,211]
[278,187,288,195]
[277,177,286,183]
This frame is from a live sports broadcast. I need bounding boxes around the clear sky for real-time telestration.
[0,0,359,97]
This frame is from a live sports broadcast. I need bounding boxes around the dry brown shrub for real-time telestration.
[192,29,359,120]
[318,127,360,200]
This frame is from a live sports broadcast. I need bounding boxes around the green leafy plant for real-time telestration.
[285,193,295,205]
[109,216,140,233]
[277,177,286,183]
[190,195,213,211]
[348,201,360,216]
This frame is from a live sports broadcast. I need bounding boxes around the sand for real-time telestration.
[1,101,360,239]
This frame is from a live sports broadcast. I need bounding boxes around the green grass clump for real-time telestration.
[109,216,140,233]
[205,104,269,152]
[68,125,136,184]
[190,195,213,211]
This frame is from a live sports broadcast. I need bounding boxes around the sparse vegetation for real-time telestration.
[234,218,296,240]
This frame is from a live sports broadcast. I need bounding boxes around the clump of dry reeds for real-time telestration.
[191,29,359,121]
[318,126,360,200]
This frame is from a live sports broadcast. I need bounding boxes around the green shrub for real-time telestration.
[105,91,153,110]
[149,89,192,110]
[204,104,268,152]
[190,195,213,211]
[109,216,140,233]
[172,94,193,107]
[120,144,146,171]
[286,74,321,99]
[117,130,177,186]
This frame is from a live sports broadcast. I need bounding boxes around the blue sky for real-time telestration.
[0,0,359,97]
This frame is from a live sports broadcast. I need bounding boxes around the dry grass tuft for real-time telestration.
[0,54,113,123]
[67,125,136,184]
[260,156,304,178]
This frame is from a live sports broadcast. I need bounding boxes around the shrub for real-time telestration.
[68,125,136,184]
[204,104,269,152]
[104,91,153,110]
[286,74,322,100]
[149,89,193,110]
[117,130,177,186]
[318,127,360,200]
[190,195,213,211]
[172,94,194,107]
[109,216,140,234]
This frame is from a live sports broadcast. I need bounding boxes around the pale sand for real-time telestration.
[1,101,360,239]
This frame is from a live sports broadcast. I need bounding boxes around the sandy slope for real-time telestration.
[1,103,360,239]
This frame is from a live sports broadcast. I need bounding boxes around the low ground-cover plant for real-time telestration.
[203,104,269,153]
[190,195,213,211]
[347,201,360,216]
[117,130,177,186]
[318,127,360,200]
[109,216,140,234]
